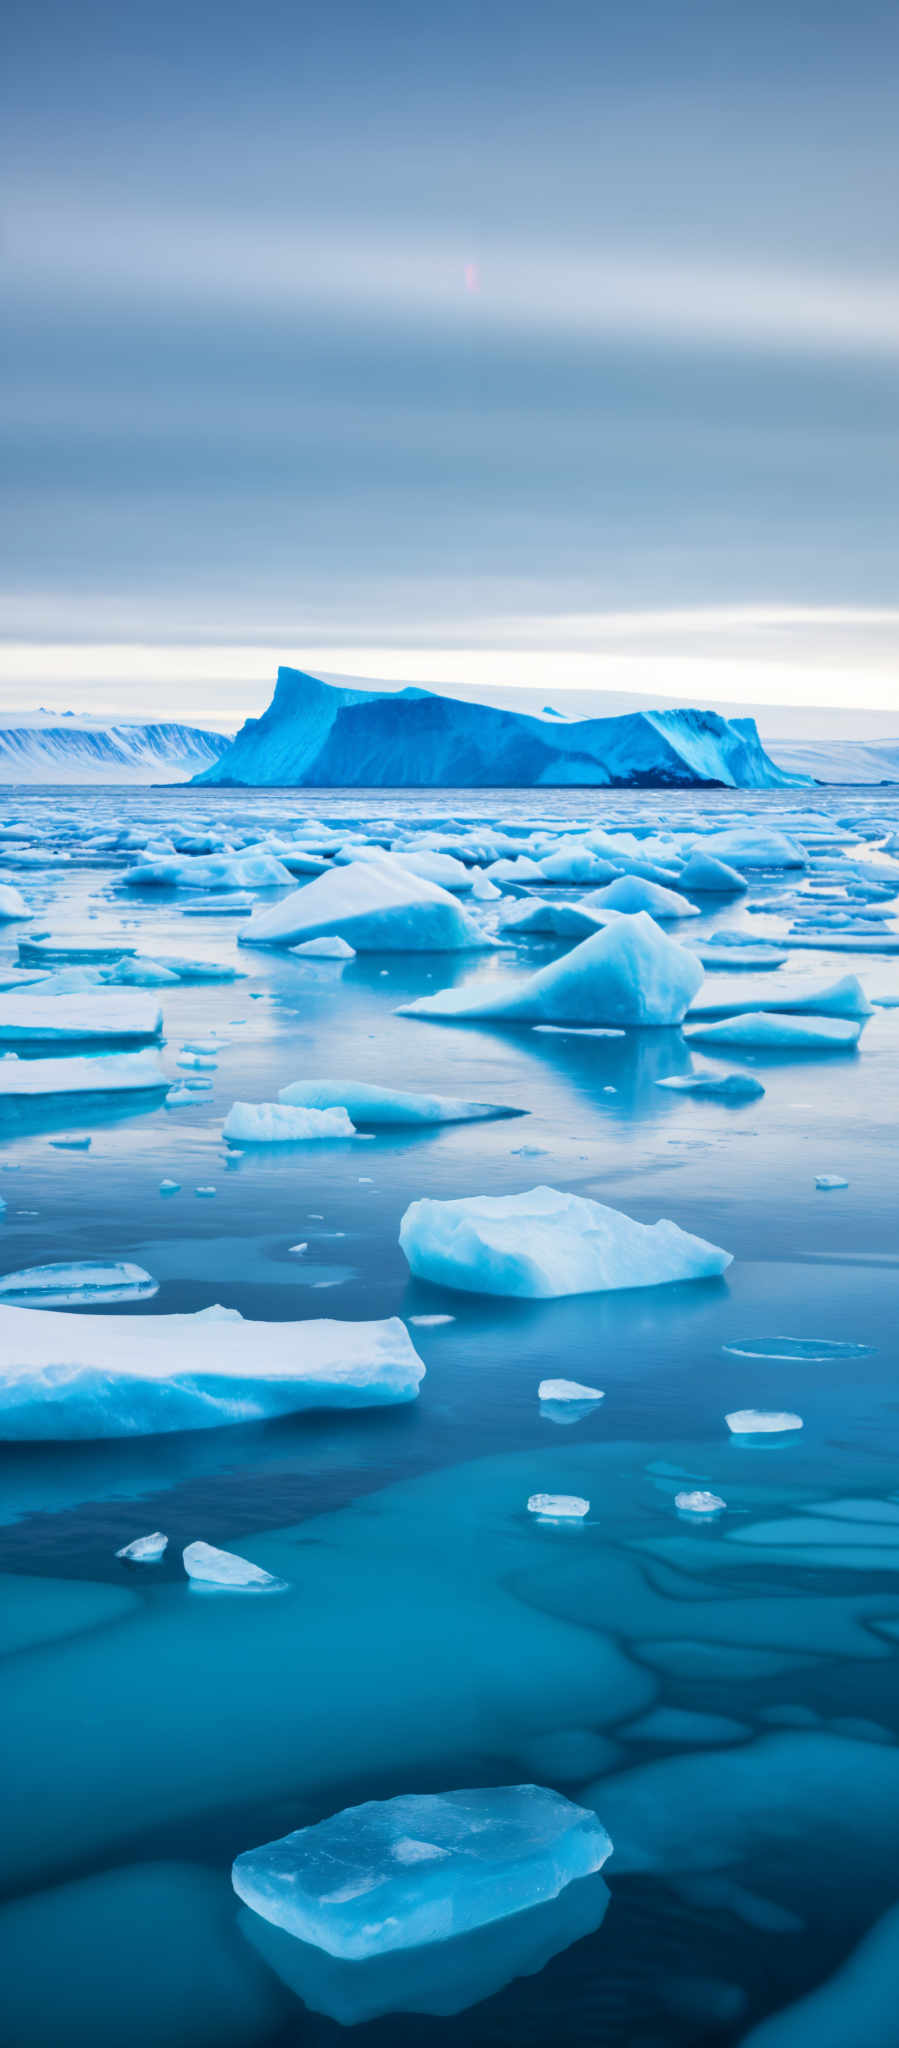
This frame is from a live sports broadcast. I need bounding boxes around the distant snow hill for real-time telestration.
[766,737,899,785]
[0,719,231,784]
[193,667,806,789]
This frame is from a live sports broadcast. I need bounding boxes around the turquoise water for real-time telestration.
[1,785,898,2047]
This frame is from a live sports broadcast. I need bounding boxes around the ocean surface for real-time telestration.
[1,783,898,2048]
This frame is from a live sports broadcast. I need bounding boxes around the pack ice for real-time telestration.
[0,1307,425,1437]
[400,913,704,1027]
[278,1078,523,1126]
[232,1785,612,1959]
[239,859,491,951]
[0,991,163,1043]
[399,1186,732,1297]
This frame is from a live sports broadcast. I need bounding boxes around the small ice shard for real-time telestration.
[48,1134,92,1149]
[656,1071,764,1102]
[723,1336,873,1361]
[0,1260,158,1307]
[399,1185,731,1298]
[399,913,704,1028]
[291,935,356,957]
[232,1785,612,1959]
[815,1173,849,1189]
[183,1540,286,1590]
[160,1178,180,1192]
[687,1012,862,1051]
[538,1379,604,1404]
[278,1078,522,1126]
[195,1186,217,1196]
[223,1102,356,1142]
[116,1531,168,1562]
[527,1493,591,1519]
[725,1410,803,1435]
[288,1242,308,1255]
[407,1313,455,1326]
[675,1490,726,1516]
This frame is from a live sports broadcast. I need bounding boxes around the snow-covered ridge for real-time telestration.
[0,719,231,784]
[194,668,807,790]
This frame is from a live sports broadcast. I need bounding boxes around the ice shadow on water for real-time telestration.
[238,1871,611,2024]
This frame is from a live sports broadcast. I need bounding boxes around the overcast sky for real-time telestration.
[4,0,899,723]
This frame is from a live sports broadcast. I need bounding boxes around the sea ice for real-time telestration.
[399,1185,732,1297]
[240,858,490,951]
[223,1101,356,1142]
[677,851,748,894]
[0,992,163,1043]
[183,1540,287,1590]
[537,1379,605,1404]
[687,1012,862,1051]
[675,1491,726,1516]
[816,1173,849,1189]
[232,1785,612,1958]
[278,1077,522,1126]
[688,972,872,1022]
[116,1532,168,1562]
[527,1494,591,1519]
[399,913,704,1027]
[656,1071,765,1102]
[0,1050,167,1100]
[0,1306,425,1436]
[0,1261,158,1307]
[0,882,31,920]
[585,875,698,919]
[725,1410,803,1435]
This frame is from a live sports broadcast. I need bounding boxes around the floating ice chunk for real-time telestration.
[116,1531,168,1562]
[723,1335,873,1361]
[125,851,293,890]
[0,883,31,921]
[675,1490,726,1516]
[0,1305,425,1436]
[151,956,245,981]
[183,1541,286,1590]
[687,1012,862,1051]
[691,945,787,972]
[0,1261,158,1307]
[399,913,704,1028]
[499,898,609,941]
[240,859,490,952]
[278,1078,522,1126]
[585,875,699,920]
[656,1071,764,1102]
[688,972,872,1022]
[291,935,356,958]
[407,1312,455,1326]
[538,1378,605,1404]
[0,992,163,1044]
[487,856,547,884]
[159,1178,180,1192]
[107,956,180,986]
[725,1410,803,1435]
[694,826,806,868]
[19,934,136,965]
[223,1102,356,1143]
[195,1186,217,1196]
[48,1134,91,1149]
[165,1086,194,1105]
[527,1494,591,1519]
[677,851,748,894]
[0,1050,167,1100]
[816,1173,849,1189]
[232,1785,611,1959]
[176,1051,217,1070]
[470,868,501,901]
[400,1185,732,1298]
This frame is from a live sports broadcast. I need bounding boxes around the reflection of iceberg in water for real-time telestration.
[239,1870,610,2024]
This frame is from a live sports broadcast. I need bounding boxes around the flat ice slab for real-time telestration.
[0,992,163,1042]
[183,1540,286,1590]
[528,1494,591,1519]
[223,1101,356,1142]
[0,1306,426,1438]
[0,1050,167,1099]
[687,1012,862,1051]
[656,1071,764,1102]
[278,1078,522,1126]
[232,1785,612,1959]
[0,1261,158,1307]
[688,973,872,1022]
[399,1185,732,1298]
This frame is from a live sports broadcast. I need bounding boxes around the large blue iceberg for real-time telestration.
[193,668,806,789]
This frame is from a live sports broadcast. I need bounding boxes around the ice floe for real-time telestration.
[278,1077,522,1125]
[240,858,490,951]
[400,1185,732,1297]
[527,1494,591,1519]
[400,913,704,1027]
[222,1101,356,1142]
[116,1532,168,1562]
[183,1540,287,1590]
[687,1012,862,1051]
[0,991,163,1043]
[0,1261,158,1306]
[0,1050,167,1101]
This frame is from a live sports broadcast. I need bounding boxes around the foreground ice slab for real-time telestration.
[399,1185,732,1298]
[0,991,163,1043]
[183,1540,286,1590]
[400,913,704,1028]
[0,1307,426,1437]
[0,1261,158,1307]
[222,1101,356,1143]
[278,1078,523,1126]
[240,858,489,952]
[0,1050,167,1100]
[687,1012,862,1052]
[232,1786,612,1959]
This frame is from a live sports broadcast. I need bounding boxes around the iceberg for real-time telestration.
[0,1306,425,1437]
[585,875,698,919]
[277,1078,522,1126]
[687,1012,862,1051]
[232,1785,612,1959]
[183,1541,286,1591]
[399,1185,732,1297]
[0,1261,158,1307]
[676,851,748,894]
[116,1532,168,1562]
[239,858,489,952]
[222,1101,356,1142]
[400,913,704,1027]
[0,992,162,1043]
[527,1494,591,1519]
[193,667,805,789]
[0,1050,168,1101]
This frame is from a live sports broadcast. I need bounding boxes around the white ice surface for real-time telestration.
[399,1185,732,1298]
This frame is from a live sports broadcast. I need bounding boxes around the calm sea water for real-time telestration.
[1,784,898,2048]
